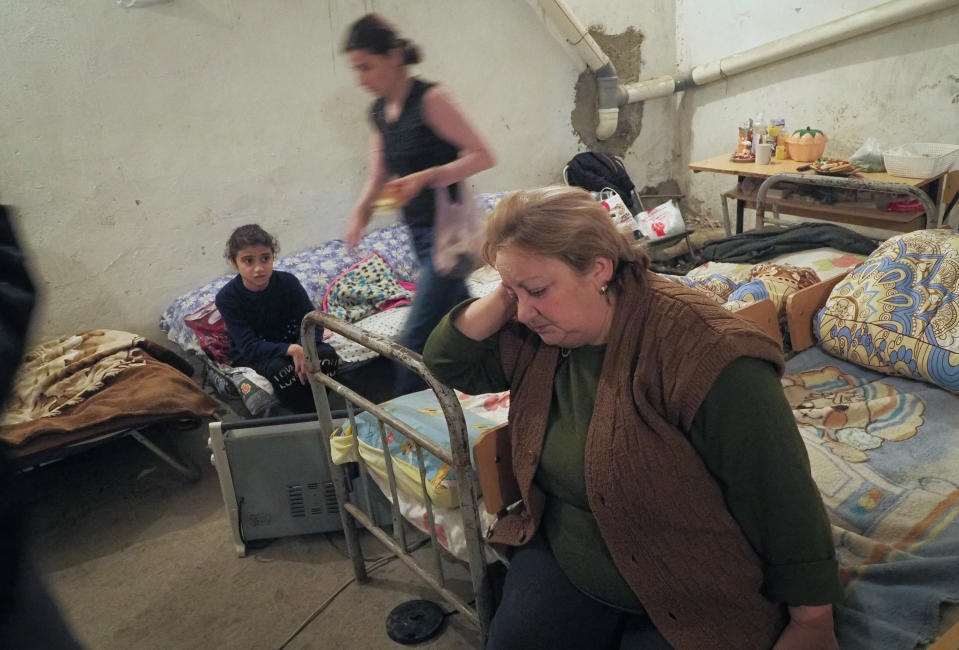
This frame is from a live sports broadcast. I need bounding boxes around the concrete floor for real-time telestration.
[19,424,482,649]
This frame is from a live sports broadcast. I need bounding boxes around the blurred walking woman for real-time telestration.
[343,13,495,392]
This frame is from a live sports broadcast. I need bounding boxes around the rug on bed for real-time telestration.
[1,330,218,448]
[785,346,959,650]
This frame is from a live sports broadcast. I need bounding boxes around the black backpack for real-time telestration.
[564,152,637,211]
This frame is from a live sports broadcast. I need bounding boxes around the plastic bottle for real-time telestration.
[751,113,765,153]
[776,131,788,160]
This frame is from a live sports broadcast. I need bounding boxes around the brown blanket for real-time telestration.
[1,330,218,452]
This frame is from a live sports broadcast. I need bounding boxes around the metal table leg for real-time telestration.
[720,192,732,236]
[736,175,745,233]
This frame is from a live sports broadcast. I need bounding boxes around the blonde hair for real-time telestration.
[483,186,648,283]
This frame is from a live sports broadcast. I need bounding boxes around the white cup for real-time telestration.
[756,143,772,165]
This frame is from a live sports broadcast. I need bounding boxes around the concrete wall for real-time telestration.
[1,0,675,346]
[676,0,959,226]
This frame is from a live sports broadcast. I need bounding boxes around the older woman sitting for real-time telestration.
[423,186,841,650]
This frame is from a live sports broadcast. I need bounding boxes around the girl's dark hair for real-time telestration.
[343,13,421,65]
[224,224,278,262]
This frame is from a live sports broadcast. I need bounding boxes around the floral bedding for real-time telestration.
[816,229,959,393]
[160,192,506,415]
[658,247,870,346]
[159,223,419,414]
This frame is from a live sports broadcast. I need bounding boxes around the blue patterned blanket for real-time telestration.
[785,346,959,649]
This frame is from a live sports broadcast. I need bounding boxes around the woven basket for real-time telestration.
[883,143,959,178]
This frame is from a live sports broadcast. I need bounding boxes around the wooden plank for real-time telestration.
[929,617,959,650]
[472,423,519,516]
[724,188,924,224]
[785,272,850,353]
[733,299,783,351]
[689,155,812,179]
[689,154,941,187]
[722,187,926,232]
[944,170,959,228]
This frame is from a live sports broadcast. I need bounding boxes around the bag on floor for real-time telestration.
[598,188,639,237]
[565,152,637,211]
[636,201,685,240]
[433,183,484,278]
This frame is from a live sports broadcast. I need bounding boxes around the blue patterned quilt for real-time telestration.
[785,346,959,649]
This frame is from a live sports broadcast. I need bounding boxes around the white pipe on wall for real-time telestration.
[534,0,610,71]
[623,75,676,104]
[690,0,959,85]
[534,0,622,140]
[630,0,959,104]
[538,0,959,141]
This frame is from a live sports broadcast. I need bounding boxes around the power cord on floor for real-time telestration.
[274,537,432,650]
[273,554,396,650]
[324,532,392,562]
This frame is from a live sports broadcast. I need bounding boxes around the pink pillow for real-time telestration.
[184,302,232,366]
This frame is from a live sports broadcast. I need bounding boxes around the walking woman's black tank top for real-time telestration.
[371,79,459,229]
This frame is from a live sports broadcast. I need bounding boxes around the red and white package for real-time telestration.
[636,201,685,239]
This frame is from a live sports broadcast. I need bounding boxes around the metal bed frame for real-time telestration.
[301,310,494,645]
[12,424,200,480]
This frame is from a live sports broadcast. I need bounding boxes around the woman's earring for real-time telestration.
[600,284,608,295]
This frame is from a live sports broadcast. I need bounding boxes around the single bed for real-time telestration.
[300,293,787,646]
[301,310,503,642]
[304,227,959,648]
[160,193,506,416]
[160,222,421,416]
[780,228,959,650]
[0,329,219,478]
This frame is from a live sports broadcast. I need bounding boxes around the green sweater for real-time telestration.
[425,302,842,609]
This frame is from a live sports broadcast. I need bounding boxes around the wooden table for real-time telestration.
[689,154,947,235]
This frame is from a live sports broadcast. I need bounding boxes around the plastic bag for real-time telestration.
[850,137,885,172]
[598,188,639,237]
[433,183,485,278]
[636,201,685,239]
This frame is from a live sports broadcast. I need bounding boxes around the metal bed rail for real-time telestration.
[754,173,940,231]
[301,311,493,645]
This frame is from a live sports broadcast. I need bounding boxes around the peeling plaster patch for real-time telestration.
[640,178,682,200]
[592,27,644,82]
[570,27,645,156]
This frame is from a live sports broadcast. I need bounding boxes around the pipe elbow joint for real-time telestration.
[595,62,626,108]
[594,62,622,140]
[596,108,619,140]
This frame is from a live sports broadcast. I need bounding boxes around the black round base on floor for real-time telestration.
[385,599,446,645]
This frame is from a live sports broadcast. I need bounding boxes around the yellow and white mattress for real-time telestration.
[330,389,510,561]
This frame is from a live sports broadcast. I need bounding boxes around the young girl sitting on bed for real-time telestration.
[215,224,339,413]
